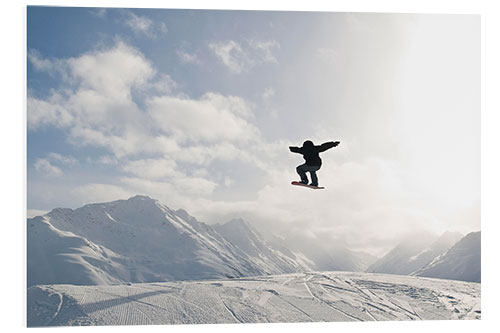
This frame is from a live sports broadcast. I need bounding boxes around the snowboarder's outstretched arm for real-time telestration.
[317,141,340,152]
[289,146,303,154]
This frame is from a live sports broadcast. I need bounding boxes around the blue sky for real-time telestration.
[27,7,480,255]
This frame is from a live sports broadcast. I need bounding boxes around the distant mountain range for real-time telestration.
[367,230,480,282]
[27,195,480,287]
[366,231,463,275]
[411,231,481,282]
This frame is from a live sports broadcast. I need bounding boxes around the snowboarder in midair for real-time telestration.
[289,140,340,187]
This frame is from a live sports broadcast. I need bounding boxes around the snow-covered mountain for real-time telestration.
[27,195,479,287]
[413,231,481,282]
[366,231,462,276]
[27,215,125,286]
[28,195,302,287]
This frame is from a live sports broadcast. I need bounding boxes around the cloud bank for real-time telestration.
[28,41,275,205]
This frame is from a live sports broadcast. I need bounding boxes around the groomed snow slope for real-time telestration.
[27,271,480,326]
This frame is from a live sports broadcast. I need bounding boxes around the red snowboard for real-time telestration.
[291,181,325,190]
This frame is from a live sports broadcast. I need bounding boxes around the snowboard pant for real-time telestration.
[296,164,321,185]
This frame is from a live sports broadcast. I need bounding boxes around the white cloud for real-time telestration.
[173,177,218,196]
[28,42,162,157]
[28,42,262,163]
[97,155,118,165]
[176,50,201,65]
[72,183,134,205]
[28,42,262,161]
[249,39,280,63]
[34,159,63,178]
[47,153,77,165]
[209,39,280,73]
[170,143,254,166]
[28,49,55,72]
[121,176,217,203]
[126,12,153,35]
[146,74,178,95]
[148,93,259,143]
[123,158,180,180]
[28,41,270,215]
[67,41,155,100]
[124,12,167,39]
[209,40,247,73]
[32,153,77,178]
[28,50,69,79]
[27,95,73,130]
[67,125,131,158]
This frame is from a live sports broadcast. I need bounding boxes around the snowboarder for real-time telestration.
[289,140,340,188]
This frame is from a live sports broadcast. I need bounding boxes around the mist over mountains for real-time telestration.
[27,195,480,287]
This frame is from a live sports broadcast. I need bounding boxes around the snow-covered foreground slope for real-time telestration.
[27,271,480,326]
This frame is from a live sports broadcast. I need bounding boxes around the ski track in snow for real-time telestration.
[27,271,481,326]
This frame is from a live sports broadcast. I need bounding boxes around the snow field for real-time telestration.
[27,271,480,326]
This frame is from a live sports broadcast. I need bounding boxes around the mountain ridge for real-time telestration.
[365,228,480,283]
[412,231,481,282]
[28,195,480,286]
[29,195,268,286]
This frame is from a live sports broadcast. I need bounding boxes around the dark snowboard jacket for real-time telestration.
[289,141,338,167]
